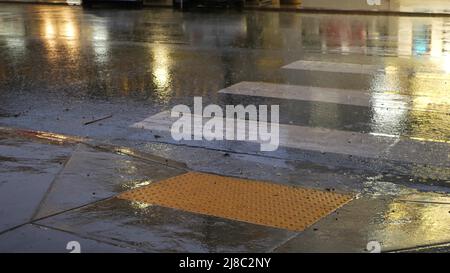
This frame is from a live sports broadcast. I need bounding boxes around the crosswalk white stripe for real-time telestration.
[132,111,450,165]
[283,60,384,74]
[218,81,450,114]
[132,110,395,159]
[218,81,372,107]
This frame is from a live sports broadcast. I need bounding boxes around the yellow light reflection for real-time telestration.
[154,67,169,88]
[61,10,79,53]
[121,180,153,191]
[407,71,450,142]
[41,14,57,52]
[38,9,80,59]
[63,21,77,40]
[129,201,152,210]
[151,44,172,102]
[430,18,443,57]
[59,9,78,40]
[44,18,56,38]
[369,16,450,144]
[442,56,450,74]
[373,200,450,251]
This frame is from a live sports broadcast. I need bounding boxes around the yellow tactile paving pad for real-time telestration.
[117,172,353,231]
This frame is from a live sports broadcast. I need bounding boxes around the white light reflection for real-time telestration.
[0,19,26,57]
[91,22,109,65]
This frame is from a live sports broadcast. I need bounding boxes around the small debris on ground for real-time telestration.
[83,114,113,125]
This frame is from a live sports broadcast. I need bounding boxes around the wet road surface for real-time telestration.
[1,4,450,181]
[0,4,450,252]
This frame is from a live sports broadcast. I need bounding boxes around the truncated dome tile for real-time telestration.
[117,172,353,231]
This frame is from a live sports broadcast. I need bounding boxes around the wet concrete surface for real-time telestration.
[0,132,75,233]
[0,4,450,252]
[37,198,298,252]
[274,195,450,252]
[34,143,186,219]
[0,224,138,252]
[0,130,188,252]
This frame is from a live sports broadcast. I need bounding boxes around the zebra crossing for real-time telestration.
[132,59,450,166]
[282,60,385,74]
[218,81,372,107]
[133,110,395,159]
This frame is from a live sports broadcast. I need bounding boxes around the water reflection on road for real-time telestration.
[0,5,449,142]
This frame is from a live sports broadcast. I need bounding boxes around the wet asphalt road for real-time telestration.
[1,4,450,188]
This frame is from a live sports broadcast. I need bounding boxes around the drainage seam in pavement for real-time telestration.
[30,222,142,253]
[387,241,450,253]
[395,199,450,205]
[29,144,80,221]
[0,193,118,238]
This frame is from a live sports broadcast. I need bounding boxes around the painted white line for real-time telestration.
[133,110,450,165]
[218,81,450,114]
[282,60,384,74]
[218,81,371,107]
[132,111,397,159]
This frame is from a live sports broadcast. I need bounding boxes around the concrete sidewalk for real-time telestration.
[0,126,449,253]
